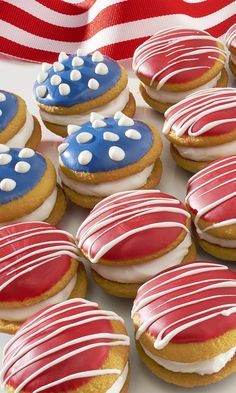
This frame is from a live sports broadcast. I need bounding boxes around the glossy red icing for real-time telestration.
[165,88,236,137]
[0,222,75,302]
[186,156,236,223]
[3,299,115,392]
[133,28,224,86]
[134,262,236,343]
[77,190,190,262]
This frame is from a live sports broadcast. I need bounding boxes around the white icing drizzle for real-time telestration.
[88,78,100,90]
[78,150,93,165]
[53,61,64,72]
[186,156,236,234]
[72,56,84,67]
[0,224,80,292]
[163,88,236,136]
[95,63,109,75]
[92,51,104,62]
[67,124,81,135]
[0,93,6,102]
[2,298,129,393]
[132,262,236,349]
[133,27,226,89]
[14,161,31,174]
[76,132,93,144]
[18,148,35,158]
[109,146,125,161]
[70,69,81,81]
[0,178,16,192]
[59,83,71,96]
[77,190,190,263]
[36,85,47,98]
[225,24,236,48]
[50,75,62,86]
[103,132,120,142]
[0,154,12,165]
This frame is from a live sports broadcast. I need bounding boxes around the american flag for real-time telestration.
[0,0,235,63]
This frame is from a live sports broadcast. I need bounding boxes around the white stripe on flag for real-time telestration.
[1,0,127,28]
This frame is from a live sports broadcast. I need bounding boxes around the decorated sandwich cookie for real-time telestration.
[163,88,236,173]
[132,261,236,387]
[0,90,41,148]
[133,27,227,113]
[2,298,130,393]
[0,146,66,225]
[226,24,236,76]
[77,190,196,298]
[186,156,236,261]
[33,50,136,137]
[59,113,163,209]
[0,221,87,334]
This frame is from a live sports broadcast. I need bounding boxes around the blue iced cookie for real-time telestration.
[33,50,135,137]
[0,90,41,149]
[59,112,163,208]
[0,146,66,225]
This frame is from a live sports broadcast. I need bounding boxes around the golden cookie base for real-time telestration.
[43,92,136,137]
[62,158,162,209]
[170,144,209,173]
[135,340,236,388]
[195,232,236,261]
[25,116,42,150]
[140,68,228,114]
[45,184,67,226]
[91,243,196,299]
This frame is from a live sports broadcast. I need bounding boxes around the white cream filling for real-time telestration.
[140,342,236,375]
[40,87,130,126]
[197,229,236,248]
[7,112,34,148]
[174,139,236,162]
[92,233,192,283]
[0,274,77,322]
[106,363,128,393]
[59,165,154,197]
[1,188,57,226]
[231,54,236,66]
[143,73,221,104]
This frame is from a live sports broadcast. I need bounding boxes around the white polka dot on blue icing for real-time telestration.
[33,53,121,107]
[0,148,46,203]
[59,117,154,173]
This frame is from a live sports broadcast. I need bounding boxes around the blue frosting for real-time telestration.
[0,91,18,132]
[60,118,154,173]
[33,53,121,107]
[0,148,46,205]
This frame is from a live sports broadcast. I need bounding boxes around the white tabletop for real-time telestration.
[0,55,236,393]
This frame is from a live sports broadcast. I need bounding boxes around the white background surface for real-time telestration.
[0,54,236,393]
